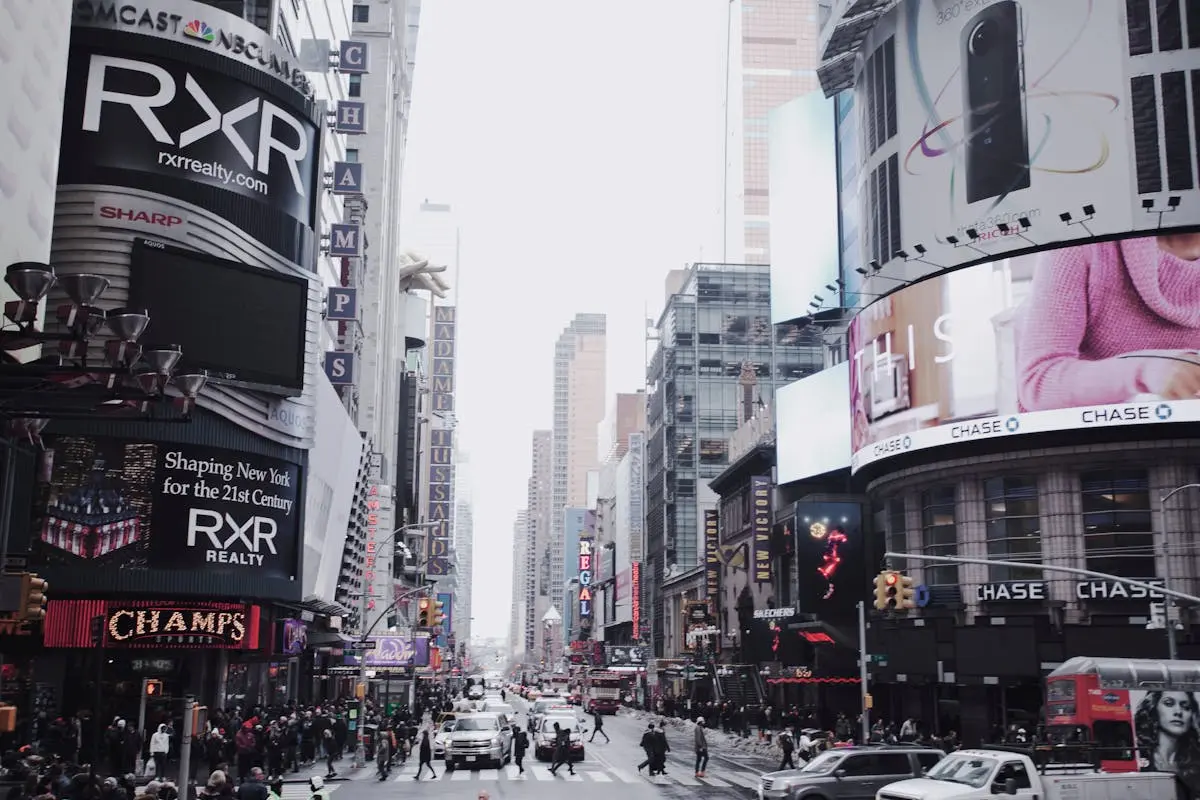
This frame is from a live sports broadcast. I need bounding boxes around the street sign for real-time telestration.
[356,640,378,650]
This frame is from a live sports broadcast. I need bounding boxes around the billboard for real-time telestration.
[425,306,457,576]
[1130,689,1200,788]
[362,634,431,668]
[853,0,1200,283]
[630,561,641,637]
[849,233,1200,471]
[768,91,840,323]
[627,432,644,562]
[775,362,851,484]
[751,476,773,584]
[31,436,302,597]
[703,509,720,609]
[59,43,321,229]
[130,238,309,394]
[793,502,865,616]
[45,599,261,650]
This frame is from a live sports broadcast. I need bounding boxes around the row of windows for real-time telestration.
[886,470,1161,586]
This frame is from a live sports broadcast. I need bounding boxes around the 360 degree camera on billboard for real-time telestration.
[58,46,320,227]
[849,233,1200,471]
[852,0,1199,279]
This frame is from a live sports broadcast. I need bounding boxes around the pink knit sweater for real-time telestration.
[1017,237,1200,412]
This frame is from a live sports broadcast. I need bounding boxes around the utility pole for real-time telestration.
[857,600,869,743]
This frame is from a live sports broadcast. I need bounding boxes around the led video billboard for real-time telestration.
[849,233,1200,471]
[851,0,1200,283]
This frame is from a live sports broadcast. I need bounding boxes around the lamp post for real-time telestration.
[1159,484,1200,660]
[353,521,440,767]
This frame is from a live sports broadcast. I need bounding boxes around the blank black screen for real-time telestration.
[128,240,308,392]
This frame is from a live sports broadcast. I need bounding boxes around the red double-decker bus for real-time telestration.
[1044,656,1200,772]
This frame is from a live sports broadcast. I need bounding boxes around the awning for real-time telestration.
[308,630,352,647]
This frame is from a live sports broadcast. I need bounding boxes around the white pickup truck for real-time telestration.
[877,748,1178,800]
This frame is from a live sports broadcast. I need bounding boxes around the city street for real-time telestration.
[244,699,778,798]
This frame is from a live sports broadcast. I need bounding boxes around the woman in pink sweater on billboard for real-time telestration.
[1017,233,1200,412]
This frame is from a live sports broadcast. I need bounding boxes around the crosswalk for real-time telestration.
[388,757,762,788]
[136,784,341,799]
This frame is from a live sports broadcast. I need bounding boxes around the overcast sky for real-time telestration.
[400,0,731,641]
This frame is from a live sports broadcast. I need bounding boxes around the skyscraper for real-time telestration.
[730,0,821,264]
[526,430,553,656]
[510,510,529,655]
[599,392,648,464]
[549,316,606,621]
[454,452,474,649]
[644,264,821,656]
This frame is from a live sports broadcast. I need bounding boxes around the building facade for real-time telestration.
[600,392,647,463]
[510,511,529,656]
[730,0,821,264]
[525,430,553,656]
[645,264,822,657]
[549,316,607,620]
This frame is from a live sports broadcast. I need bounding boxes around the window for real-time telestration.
[345,148,360,163]
[887,498,906,570]
[917,752,942,771]
[1080,470,1155,578]
[921,486,958,586]
[699,439,728,465]
[352,4,370,23]
[349,74,363,97]
[838,754,876,777]
[876,753,914,775]
[995,761,1032,790]
[983,477,1042,581]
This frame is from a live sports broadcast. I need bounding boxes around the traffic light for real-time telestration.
[432,598,446,627]
[417,598,431,627]
[895,574,917,609]
[190,705,208,736]
[143,679,163,697]
[873,570,900,611]
[20,573,47,621]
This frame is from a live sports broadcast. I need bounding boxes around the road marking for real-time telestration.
[723,772,761,787]
[450,771,472,781]
[673,772,701,786]
[699,775,734,787]
[504,766,525,779]
[561,771,584,782]
[478,769,500,781]
[584,771,612,782]
[532,767,556,780]
[609,768,639,783]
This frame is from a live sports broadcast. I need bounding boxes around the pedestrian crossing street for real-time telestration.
[389,758,763,788]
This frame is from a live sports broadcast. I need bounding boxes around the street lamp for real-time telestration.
[1159,484,1200,660]
[0,262,207,424]
[352,521,440,768]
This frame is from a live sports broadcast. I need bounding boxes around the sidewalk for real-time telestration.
[616,707,781,760]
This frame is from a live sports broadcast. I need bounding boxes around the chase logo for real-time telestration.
[902,436,912,450]
[1103,693,1120,704]
[1005,416,1020,432]
[1156,403,1173,421]
[183,20,215,43]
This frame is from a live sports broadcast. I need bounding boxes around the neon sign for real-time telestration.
[578,538,593,621]
[631,562,640,636]
[811,521,848,600]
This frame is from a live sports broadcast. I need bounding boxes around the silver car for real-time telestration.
[445,713,513,770]
[432,719,456,759]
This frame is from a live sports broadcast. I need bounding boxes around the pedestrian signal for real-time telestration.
[144,679,163,697]
[417,598,431,627]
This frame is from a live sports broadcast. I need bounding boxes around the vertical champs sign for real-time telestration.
[426,306,457,576]
[751,475,773,583]
[704,509,720,613]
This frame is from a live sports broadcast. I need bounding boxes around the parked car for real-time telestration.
[759,746,945,800]
[445,713,514,770]
[534,715,586,762]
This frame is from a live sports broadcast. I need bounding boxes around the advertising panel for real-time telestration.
[775,362,851,484]
[854,0,1200,283]
[703,509,720,610]
[1130,689,1200,787]
[44,599,261,649]
[59,43,321,228]
[850,233,1200,471]
[630,562,640,634]
[605,645,647,668]
[31,436,302,588]
[280,619,307,655]
[578,521,594,631]
[129,239,309,394]
[751,476,773,583]
[425,306,457,577]
[769,91,840,323]
[793,502,864,616]
[363,634,431,669]
[627,432,644,562]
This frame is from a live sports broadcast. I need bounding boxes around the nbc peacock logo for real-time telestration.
[183,20,215,43]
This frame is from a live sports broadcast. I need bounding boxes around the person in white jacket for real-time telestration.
[149,723,171,780]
